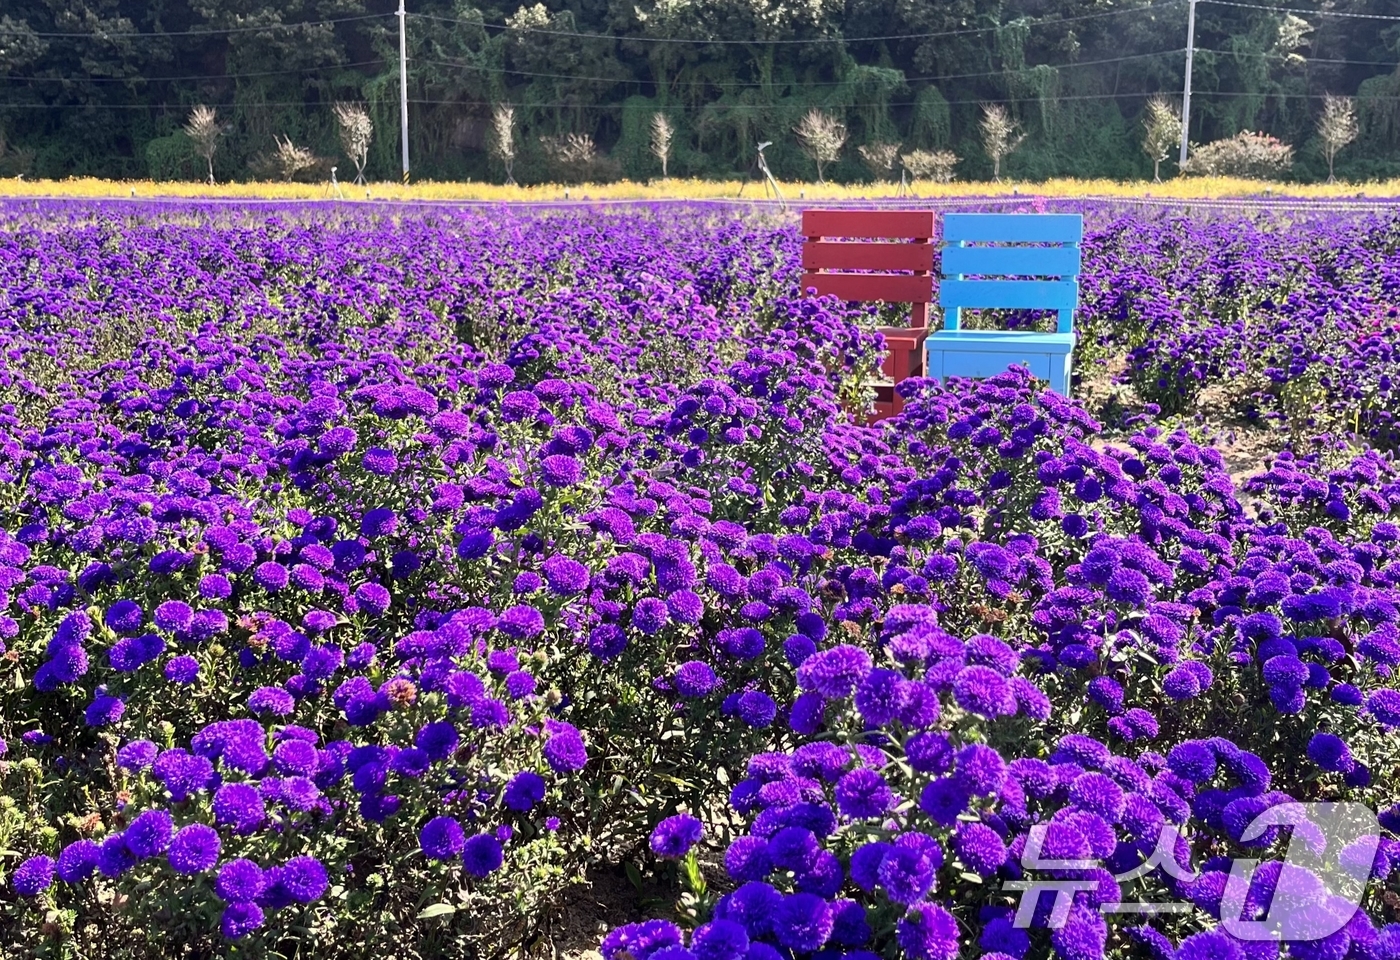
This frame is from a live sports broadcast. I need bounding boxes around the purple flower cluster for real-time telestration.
[3,202,1400,960]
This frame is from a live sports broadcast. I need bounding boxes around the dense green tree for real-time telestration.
[0,0,1396,181]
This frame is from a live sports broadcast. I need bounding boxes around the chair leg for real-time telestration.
[1049,353,1072,396]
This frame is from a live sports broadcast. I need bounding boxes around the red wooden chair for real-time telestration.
[799,210,934,422]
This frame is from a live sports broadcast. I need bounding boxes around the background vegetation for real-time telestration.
[1,0,1398,185]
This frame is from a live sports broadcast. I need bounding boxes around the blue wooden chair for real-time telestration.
[927,213,1083,395]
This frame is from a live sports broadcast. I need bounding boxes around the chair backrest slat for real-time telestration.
[938,213,1083,335]
[808,273,935,305]
[802,241,935,273]
[940,279,1079,311]
[802,209,934,240]
[941,245,1080,279]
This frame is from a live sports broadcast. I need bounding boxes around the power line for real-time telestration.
[1197,0,1400,20]
[0,101,339,111]
[408,3,1187,46]
[0,13,393,39]
[0,59,389,84]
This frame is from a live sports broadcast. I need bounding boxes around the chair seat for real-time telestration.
[927,330,1074,354]
[926,329,1074,393]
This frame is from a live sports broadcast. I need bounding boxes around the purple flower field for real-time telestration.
[2,199,1400,960]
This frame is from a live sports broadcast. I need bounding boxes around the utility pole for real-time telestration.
[400,0,408,183]
[1179,0,1197,167]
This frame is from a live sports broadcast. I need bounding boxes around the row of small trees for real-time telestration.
[182,93,1358,186]
[1141,93,1358,183]
[484,100,1014,186]
[182,103,373,185]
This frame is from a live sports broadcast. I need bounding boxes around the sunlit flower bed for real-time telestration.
[2,200,1399,960]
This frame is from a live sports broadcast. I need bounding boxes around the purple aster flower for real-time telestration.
[796,645,872,699]
[214,782,267,834]
[12,855,55,896]
[691,919,749,960]
[834,768,893,819]
[504,771,547,811]
[253,561,289,592]
[124,809,175,859]
[221,902,265,940]
[97,834,136,877]
[878,843,937,905]
[542,555,590,595]
[1106,568,1153,606]
[543,721,587,773]
[1167,742,1217,783]
[217,859,267,904]
[361,447,399,475]
[165,655,200,684]
[168,824,221,874]
[104,599,144,633]
[952,665,1016,718]
[601,920,684,960]
[421,816,467,860]
[954,822,1007,877]
[1367,689,1400,726]
[116,739,158,771]
[248,686,295,716]
[57,839,100,883]
[1307,732,1356,773]
[733,691,777,728]
[540,454,584,487]
[498,604,544,639]
[85,693,124,727]
[361,507,398,538]
[462,834,504,877]
[767,892,833,952]
[416,721,459,762]
[505,670,536,699]
[897,902,959,960]
[651,813,704,859]
[920,777,973,827]
[633,597,669,635]
[724,837,772,883]
[318,426,358,457]
[1176,930,1242,960]
[353,582,391,617]
[154,600,194,632]
[278,855,329,903]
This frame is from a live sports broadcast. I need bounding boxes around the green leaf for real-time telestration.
[417,903,456,920]
[624,861,644,890]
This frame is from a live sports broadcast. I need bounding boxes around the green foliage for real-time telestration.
[909,86,952,149]
[616,96,660,180]
[144,134,200,182]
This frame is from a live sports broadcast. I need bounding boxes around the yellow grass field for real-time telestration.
[1,175,1397,201]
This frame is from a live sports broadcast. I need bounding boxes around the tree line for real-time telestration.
[0,0,1397,183]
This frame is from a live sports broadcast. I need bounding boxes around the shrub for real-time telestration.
[1181,130,1294,179]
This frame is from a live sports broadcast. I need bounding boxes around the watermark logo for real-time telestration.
[1003,801,1379,941]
